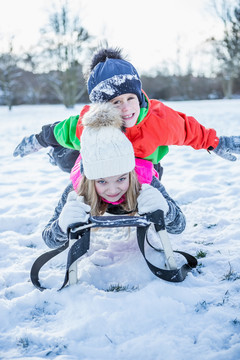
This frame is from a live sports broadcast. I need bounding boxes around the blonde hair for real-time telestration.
[77,170,141,216]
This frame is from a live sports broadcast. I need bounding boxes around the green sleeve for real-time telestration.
[53,115,81,150]
[144,146,169,164]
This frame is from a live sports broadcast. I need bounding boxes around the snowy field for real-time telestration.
[0,99,240,360]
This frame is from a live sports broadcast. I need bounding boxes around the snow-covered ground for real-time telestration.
[0,100,240,360]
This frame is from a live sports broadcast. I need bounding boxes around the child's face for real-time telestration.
[110,93,140,128]
[94,173,130,202]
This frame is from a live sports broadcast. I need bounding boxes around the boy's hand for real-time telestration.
[213,136,240,161]
[13,134,43,157]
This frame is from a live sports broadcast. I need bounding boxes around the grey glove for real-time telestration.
[13,134,43,157]
[213,136,240,161]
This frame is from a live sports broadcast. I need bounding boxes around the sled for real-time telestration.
[30,210,197,291]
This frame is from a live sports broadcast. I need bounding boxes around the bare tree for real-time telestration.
[38,1,91,107]
[209,0,240,98]
[0,41,23,110]
[45,62,87,107]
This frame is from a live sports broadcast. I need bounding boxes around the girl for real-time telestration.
[43,103,186,249]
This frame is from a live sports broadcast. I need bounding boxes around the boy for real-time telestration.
[13,47,240,174]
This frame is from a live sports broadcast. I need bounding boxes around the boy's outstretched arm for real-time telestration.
[13,134,43,157]
[13,122,61,157]
[13,114,81,158]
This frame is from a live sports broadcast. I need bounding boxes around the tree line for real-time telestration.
[0,0,240,110]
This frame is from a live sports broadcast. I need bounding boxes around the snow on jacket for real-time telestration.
[43,177,186,249]
[51,91,219,164]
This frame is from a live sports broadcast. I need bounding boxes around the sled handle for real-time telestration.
[68,238,78,285]
[68,211,164,238]
[156,228,177,270]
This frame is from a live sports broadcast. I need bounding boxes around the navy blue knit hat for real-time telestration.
[87,58,142,103]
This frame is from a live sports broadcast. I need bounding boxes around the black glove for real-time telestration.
[13,135,43,157]
[213,136,240,161]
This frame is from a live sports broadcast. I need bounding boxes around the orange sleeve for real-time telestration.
[150,101,219,150]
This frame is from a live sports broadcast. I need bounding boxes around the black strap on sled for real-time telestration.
[30,210,197,291]
[30,241,68,291]
[30,227,91,291]
[137,227,197,282]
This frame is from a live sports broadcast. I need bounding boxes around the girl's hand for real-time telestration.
[137,184,169,215]
[58,192,91,233]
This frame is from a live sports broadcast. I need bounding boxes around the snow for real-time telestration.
[1,100,240,360]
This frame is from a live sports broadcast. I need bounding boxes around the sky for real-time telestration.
[0,0,227,75]
[1,99,240,358]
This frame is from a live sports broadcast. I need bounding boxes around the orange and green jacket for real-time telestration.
[53,91,219,164]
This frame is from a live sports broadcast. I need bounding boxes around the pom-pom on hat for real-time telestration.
[87,56,142,103]
[80,103,135,180]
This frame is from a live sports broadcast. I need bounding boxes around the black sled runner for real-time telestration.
[30,210,197,291]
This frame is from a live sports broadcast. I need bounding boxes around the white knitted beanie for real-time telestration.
[80,103,135,180]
